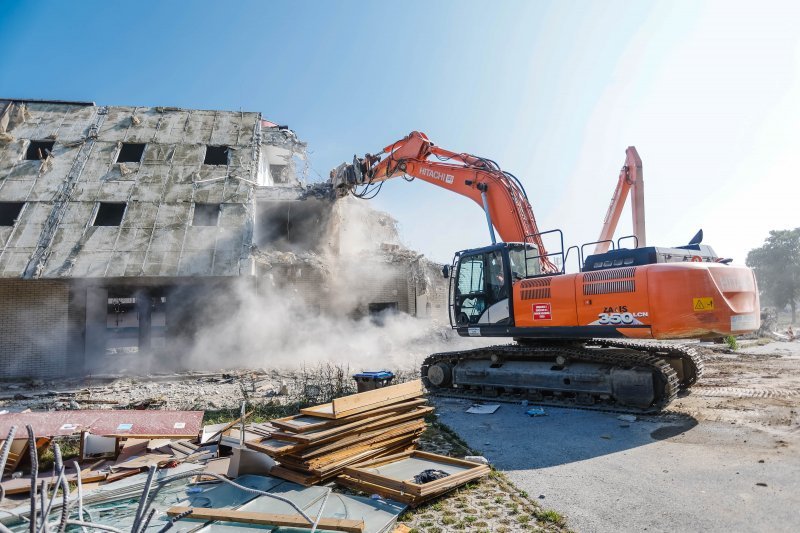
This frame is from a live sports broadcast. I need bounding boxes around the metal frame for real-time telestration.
[523,229,566,278]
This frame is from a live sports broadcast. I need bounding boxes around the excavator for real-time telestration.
[330,132,760,412]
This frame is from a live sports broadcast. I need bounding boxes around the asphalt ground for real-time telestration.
[434,343,800,532]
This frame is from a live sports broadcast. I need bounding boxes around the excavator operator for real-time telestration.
[487,251,507,301]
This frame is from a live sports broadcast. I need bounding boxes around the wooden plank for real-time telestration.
[294,420,426,460]
[413,466,491,497]
[335,475,417,506]
[272,403,427,443]
[279,434,415,474]
[273,406,432,446]
[300,380,423,420]
[272,399,428,433]
[306,434,422,473]
[245,438,302,457]
[1,469,108,496]
[268,465,321,486]
[348,449,484,471]
[277,438,419,484]
[275,444,417,487]
[332,380,423,418]
[165,506,365,533]
[411,450,489,468]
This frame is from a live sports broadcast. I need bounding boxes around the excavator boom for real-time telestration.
[331,131,559,273]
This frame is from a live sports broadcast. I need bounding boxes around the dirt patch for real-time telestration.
[667,340,800,440]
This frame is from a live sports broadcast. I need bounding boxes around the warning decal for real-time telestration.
[532,303,552,320]
[693,297,714,312]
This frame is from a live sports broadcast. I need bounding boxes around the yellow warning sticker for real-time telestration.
[693,297,714,312]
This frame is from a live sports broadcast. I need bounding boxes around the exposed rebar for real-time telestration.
[137,508,157,533]
[131,466,156,533]
[26,426,37,533]
[70,460,87,533]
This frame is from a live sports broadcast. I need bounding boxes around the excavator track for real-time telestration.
[586,339,704,389]
[421,340,703,414]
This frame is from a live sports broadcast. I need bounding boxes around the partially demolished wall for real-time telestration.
[0,99,448,378]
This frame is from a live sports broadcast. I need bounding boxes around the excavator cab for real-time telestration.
[451,243,539,327]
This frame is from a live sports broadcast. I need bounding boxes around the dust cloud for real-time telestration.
[175,196,476,374]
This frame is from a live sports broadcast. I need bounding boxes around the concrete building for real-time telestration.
[0,99,447,379]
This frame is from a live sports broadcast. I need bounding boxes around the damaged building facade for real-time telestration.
[0,99,448,379]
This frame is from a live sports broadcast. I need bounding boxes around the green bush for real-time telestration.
[725,335,739,350]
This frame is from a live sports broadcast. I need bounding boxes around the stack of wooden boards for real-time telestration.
[246,380,431,486]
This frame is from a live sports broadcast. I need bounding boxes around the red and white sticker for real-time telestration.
[532,303,552,320]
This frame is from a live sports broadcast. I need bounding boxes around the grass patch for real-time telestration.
[537,508,566,525]
[725,335,739,351]
[38,437,80,470]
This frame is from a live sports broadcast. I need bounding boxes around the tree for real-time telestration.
[746,228,800,324]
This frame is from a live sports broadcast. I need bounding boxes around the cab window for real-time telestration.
[457,256,484,294]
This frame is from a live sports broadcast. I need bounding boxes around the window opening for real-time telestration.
[116,143,146,163]
[270,164,289,183]
[192,203,221,226]
[93,203,126,226]
[368,302,399,326]
[455,254,486,325]
[0,202,25,226]
[25,140,55,160]
[106,291,167,356]
[204,145,229,165]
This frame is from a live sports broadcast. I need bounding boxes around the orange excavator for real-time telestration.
[331,132,760,412]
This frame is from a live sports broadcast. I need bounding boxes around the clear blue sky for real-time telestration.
[2,0,798,264]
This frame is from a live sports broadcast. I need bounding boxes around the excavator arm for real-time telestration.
[331,131,559,273]
[594,147,645,254]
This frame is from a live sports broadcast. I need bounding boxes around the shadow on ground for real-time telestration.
[432,397,698,469]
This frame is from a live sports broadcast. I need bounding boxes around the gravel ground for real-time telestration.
[433,340,800,533]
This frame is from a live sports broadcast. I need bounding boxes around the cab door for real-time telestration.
[453,249,511,326]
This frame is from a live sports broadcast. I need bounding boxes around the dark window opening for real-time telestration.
[204,145,229,165]
[0,202,25,226]
[192,203,221,226]
[116,143,146,163]
[106,290,167,356]
[255,199,331,251]
[368,302,399,326]
[270,164,288,183]
[25,140,55,160]
[369,302,399,314]
[93,202,126,226]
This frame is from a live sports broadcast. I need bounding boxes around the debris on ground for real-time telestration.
[0,379,491,532]
[526,407,547,417]
[463,455,489,465]
[247,380,432,486]
[466,404,501,414]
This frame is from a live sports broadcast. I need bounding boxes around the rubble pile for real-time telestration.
[0,371,287,411]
